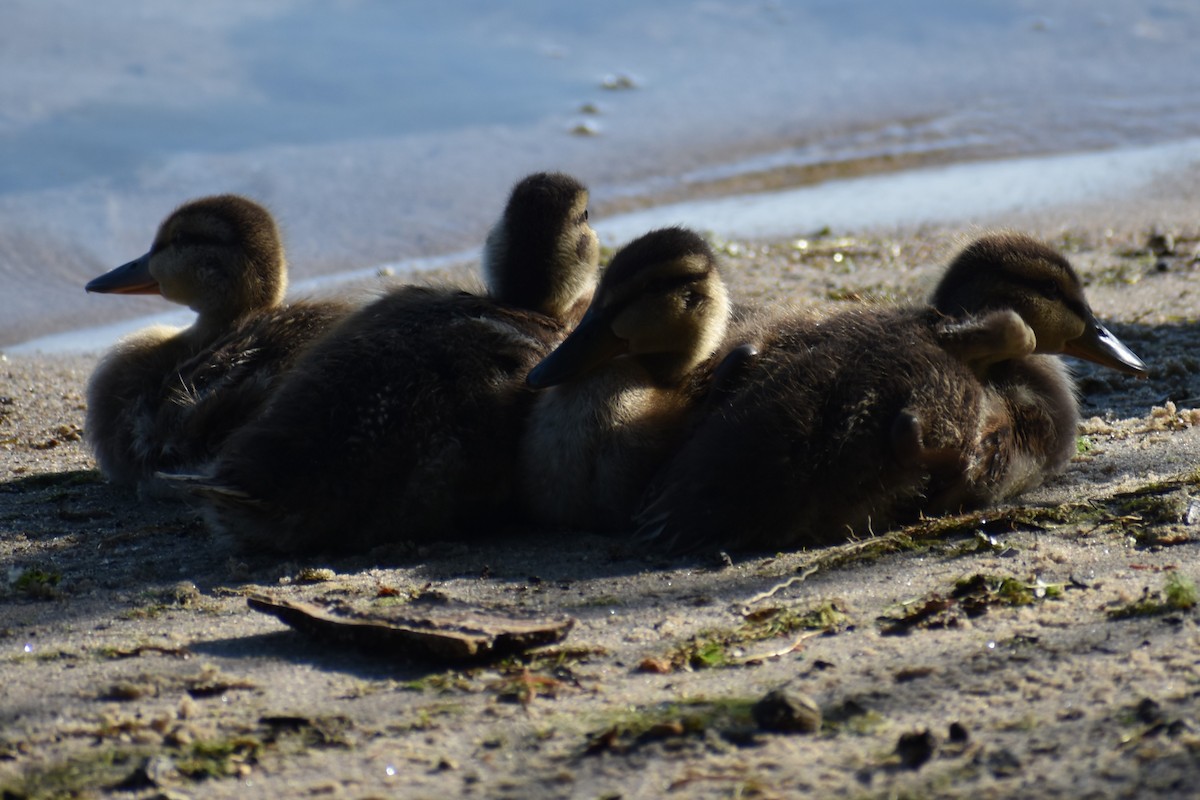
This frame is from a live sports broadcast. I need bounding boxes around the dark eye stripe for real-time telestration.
[1012,275,1057,298]
[1013,275,1088,318]
[644,271,702,295]
[600,271,701,317]
[169,233,228,250]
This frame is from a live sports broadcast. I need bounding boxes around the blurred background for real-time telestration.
[4,0,1200,348]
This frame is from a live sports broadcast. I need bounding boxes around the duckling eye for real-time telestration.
[643,274,698,298]
[579,209,589,224]
[1038,280,1060,301]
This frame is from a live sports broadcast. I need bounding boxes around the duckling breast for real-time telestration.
[520,365,692,532]
[84,323,198,486]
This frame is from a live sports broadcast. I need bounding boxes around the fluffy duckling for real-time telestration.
[519,226,731,532]
[929,233,1146,507]
[637,233,1146,554]
[192,172,600,554]
[85,194,349,489]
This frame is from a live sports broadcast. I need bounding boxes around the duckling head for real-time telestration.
[483,172,600,319]
[527,226,729,389]
[932,233,1147,376]
[86,194,287,329]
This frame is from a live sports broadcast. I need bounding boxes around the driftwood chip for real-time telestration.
[247,593,574,662]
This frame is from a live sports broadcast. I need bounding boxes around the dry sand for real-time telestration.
[3,167,1200,799]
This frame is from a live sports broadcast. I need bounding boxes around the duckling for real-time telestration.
[928,232,1146,507]
[190,172,600,554]
[85,194,350,489]
[636,233,1146,554]
[519,226,731,532]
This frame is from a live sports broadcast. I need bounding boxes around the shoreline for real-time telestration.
[9,136,1200,355]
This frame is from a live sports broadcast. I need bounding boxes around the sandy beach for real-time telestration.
[3,157,1200,799]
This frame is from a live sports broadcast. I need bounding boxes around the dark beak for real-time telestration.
[527,310,628,388]
[1062,317,1148,377]
[86,252,160,295]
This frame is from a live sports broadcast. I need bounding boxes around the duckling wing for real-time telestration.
[934,310,1036,376]
[634,342,827,555]
[149,300,353,476]
[963,355,1079,503]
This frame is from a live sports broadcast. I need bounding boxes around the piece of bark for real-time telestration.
[248,593,574,662]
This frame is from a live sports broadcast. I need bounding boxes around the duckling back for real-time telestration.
[194,172,601,554]
[637,304,984,554]
[202,288,566,553]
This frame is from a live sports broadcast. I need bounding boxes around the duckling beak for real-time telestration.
[527,311,628,388]
[1062,317,1148,377]
[85,252,160,295]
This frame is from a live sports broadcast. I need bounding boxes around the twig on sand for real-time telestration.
[742,565,822,608]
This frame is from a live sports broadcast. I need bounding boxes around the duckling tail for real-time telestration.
[632,493,716,557]
[154,471,259,506]
[631,505,673,549]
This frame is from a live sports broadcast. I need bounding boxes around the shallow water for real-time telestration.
[5,0,1200,347]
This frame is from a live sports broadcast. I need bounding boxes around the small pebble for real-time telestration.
[296,567,336,583]
[752,688,821,733]
[1148,230,1176,256]
[1135,697,1164,725]
[636,657,673,674]
[895,729,937,769]
[646,720,685,738]
[985,747,1022,777]
[168,581,200,606]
